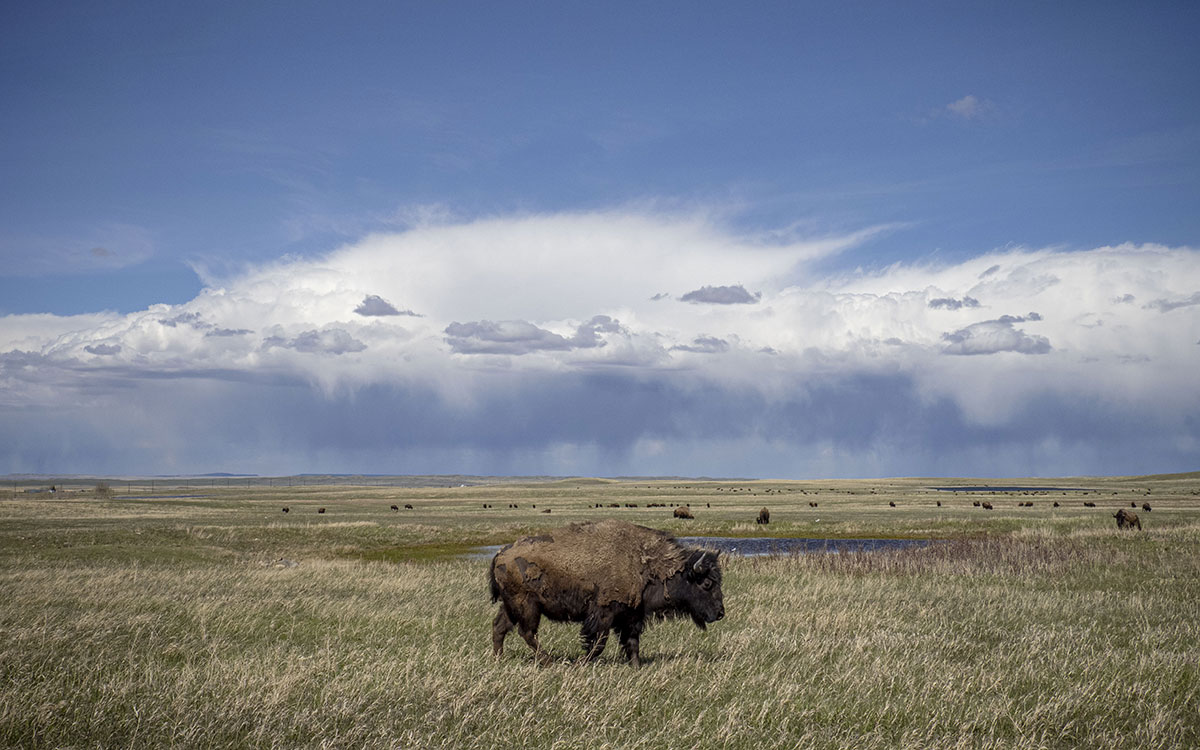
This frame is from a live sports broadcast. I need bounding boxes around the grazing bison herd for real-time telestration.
[278,495,1157,533]
[260,487,1175,666]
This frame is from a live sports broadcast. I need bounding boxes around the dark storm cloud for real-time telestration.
[84,343,122,356]
[354,294,419,317]
[263,329,367,355]
[1143,292,1200,313]
[928,296,981,310]
[444,320,573,354]
[5,368,1195,479]
[680,284,761,305]
[444,316,623,355]
[942,315,1050,355]
[571,315,623,348]
[671,336,730,354]
[158,312,209,329]
[205,327,254,337]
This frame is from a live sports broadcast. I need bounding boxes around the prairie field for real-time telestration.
[1,474,1198,749]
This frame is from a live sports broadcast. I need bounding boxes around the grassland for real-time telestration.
[1,474,1198,748]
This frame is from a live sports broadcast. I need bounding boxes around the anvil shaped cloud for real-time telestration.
[1,212,1198,476]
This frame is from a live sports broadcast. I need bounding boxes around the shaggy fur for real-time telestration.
[1114,509,1142,530]
[489,520,723,666]
[492,520,688,608]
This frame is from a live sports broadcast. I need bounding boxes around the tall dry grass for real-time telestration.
[1,479,1198,748]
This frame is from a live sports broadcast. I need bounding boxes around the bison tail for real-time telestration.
[488,555,501,603]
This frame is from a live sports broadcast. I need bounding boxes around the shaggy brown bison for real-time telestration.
[1142,502,1152,512]
[489,520,724,666]
[673,506,694,519]
[1113,509,1141,530]
[756,507,770,524]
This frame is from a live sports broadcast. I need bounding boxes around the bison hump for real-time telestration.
[495,520,687,608]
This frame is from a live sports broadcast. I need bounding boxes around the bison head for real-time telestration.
[647,549,725,629]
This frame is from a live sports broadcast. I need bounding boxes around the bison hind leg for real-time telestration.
[507,602,550,665]
[492,606,516,658]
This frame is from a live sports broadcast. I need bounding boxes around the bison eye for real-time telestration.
[701,579,714,590]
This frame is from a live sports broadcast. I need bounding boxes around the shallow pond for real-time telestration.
[468,536,930,559]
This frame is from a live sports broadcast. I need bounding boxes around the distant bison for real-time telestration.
[317,507,326,514]
[489,520,724,666]
[390,504,399,511]
[673,506,694,519]
[281,507,289,513]
[1113,509,1141,530]
[404,504,413,510]
[756,507,770,525]
[888,501,896,508]
[981,502,993,510]
[1083,501,1096,507]
[1142,502,1152,512]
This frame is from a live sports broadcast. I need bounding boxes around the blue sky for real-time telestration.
[2,2,1198,477]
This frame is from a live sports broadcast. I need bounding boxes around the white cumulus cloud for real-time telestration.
[1,212,1197,476]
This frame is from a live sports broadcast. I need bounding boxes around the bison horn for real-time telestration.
[693,551,707,573]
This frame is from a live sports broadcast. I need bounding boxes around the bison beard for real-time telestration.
[489,520,724,666]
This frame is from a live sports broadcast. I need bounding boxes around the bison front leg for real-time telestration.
[580,607,616,662]
[618,620,645,667]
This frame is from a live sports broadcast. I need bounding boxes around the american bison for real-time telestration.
[981,502,993,510]
[888,501,896,507]
[489,520,725,666]
[390,504,399,511]
[1084,501,1096,507]
[404,503,413,510]
[1142,502,1152,512]
[1113,509,1141,530]
[756,507,770,525]
[317,507,326,514]
[673,506,694,519]
[281,507,289,513]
